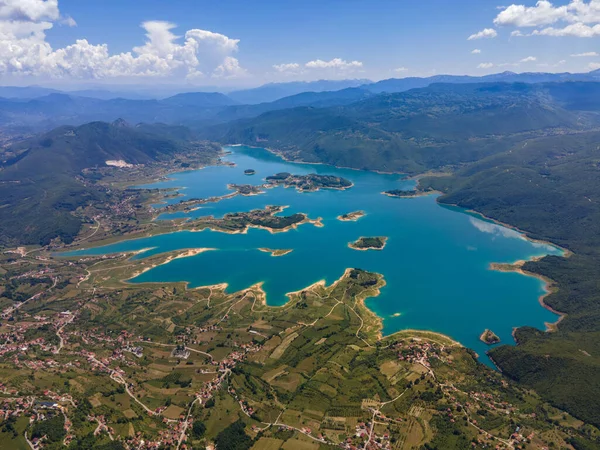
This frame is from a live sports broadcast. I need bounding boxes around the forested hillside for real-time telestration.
[0,120,218,246]
[205,82,600,173]
[421,131,600,427]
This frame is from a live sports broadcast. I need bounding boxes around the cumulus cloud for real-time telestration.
[273,62,301,73]
[394,67,408,73]
[305,58,363,70]
[271,58,363,78]
[468,28,498,40]
[532,22,600,36]
[0,0,246,81]
[589,61,600,69]
[477,62,494,69]
[0,0,59,22]
[471,48,482,54]
[61,15,76,27]
[493,0,600,38]
[494,1,569,27]
[571,51,599,56]
[520,56,537,62]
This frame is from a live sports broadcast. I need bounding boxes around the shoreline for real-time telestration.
[488,258,565,332]
[460,207,571,256]
[128,248,216,280]
[225,143,406,176]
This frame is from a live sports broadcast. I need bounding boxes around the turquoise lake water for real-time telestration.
[67,145,563,366]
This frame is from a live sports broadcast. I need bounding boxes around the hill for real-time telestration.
[204,82,595,173]
[0,88,373,133]
[0,121,217,246]
[421,130,600,427]
[364,70,600,94]
[227,79,371,104]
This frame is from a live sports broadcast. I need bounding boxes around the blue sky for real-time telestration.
[3,0,600,88]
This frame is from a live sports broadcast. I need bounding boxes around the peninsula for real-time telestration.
[384,187,434,198]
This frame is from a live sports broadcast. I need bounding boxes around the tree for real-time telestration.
[192,420,206,438]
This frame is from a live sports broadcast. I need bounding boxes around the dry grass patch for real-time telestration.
[251,437,283,450]
[270,332,299,360]
[162,405,185,420]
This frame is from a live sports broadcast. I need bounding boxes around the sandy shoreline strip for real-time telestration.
[129,248,216,279]
[258,248,294,257]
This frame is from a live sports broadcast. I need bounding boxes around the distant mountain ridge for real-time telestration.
[364,70,600,94]
[202,81,600,173]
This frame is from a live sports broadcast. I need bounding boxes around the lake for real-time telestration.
[67,145,563,366]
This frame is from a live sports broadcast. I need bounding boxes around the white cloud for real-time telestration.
[492,1,600,38]
[537,59,567,67]
[532,22,600,36]
[273,62,301,73]
[394,67,408,73]
[571,51,599,56]
[471,48,482,54]
[494,1,569,27]
[477,62,494,69]
[0,0,59,22]
[589,61,600,69]
[520,56,537,62]
[60,15,76,27]
[0,0,246,81]
[468,28,498,40]
[305,58,363,70]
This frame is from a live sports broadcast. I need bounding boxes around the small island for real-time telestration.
[338,211,366,222]
[227,183,264,196]
[384,187,434,198]
[480,329,501,345]
[244,169,256,175]
[348,236,388,251]
[258,248,294,257]
[266,172,353,192]
[195,206,319,234]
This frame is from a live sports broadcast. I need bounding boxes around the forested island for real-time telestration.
[349,236,388,250]
[337,210,365,221]
[480,329,501,345]
[227,184,264,196]
[197,206,318,233]
[265,172,352,192]
[244,169,256,175]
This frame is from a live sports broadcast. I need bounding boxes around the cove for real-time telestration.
[66,145,564,366]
